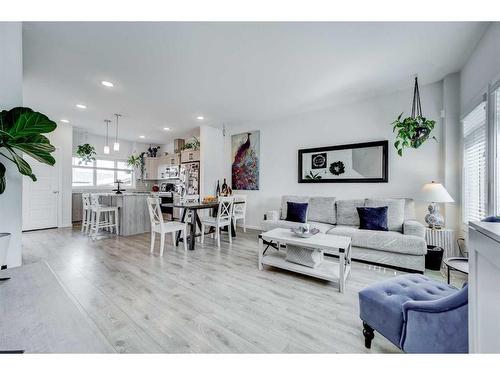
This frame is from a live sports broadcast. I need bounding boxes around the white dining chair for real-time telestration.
[81,193,92,234]
[89,194,119,239]
[232,194,247,233]
[201,196,234,247]
[147,196,188,255]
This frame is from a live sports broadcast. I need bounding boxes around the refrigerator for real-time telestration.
[180,161,200,196]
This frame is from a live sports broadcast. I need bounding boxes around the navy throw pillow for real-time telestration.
[286,202,308,223]
[357,206,389,231]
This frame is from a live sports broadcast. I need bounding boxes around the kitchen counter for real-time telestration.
[72,191,177,236]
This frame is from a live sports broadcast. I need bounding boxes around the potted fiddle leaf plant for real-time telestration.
[391,77,437,156]
[76,143,96,165]
[1,107,57,273]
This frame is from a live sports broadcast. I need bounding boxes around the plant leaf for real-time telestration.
[9,112,57,138]
[0,162,5,194]
[4,147,36,181]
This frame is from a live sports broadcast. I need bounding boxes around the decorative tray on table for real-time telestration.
[291,227,320,238]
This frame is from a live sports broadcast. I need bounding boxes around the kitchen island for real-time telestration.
[72,192,174,236]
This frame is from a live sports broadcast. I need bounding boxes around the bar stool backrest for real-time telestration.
[82,193,91,210]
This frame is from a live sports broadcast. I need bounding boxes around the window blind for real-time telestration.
[463,101,487,223]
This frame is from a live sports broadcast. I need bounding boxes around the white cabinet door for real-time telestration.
[22,152,60,231]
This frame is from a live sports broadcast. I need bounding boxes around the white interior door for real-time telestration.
[22,151,60,231]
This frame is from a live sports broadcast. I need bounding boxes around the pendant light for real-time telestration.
[114,113,121,151]
[104,119,111,154]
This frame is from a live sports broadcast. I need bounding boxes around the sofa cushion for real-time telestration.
[365,198,405,232]
[327,225,427,255]
[357,206,389,231]
[307,197,336,225]
[286,202,308,223]
[261,219,334,234]
[359,274,458,347]
[336,199,365,226]
[280,195,309,220]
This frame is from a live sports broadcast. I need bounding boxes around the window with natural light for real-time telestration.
[72,157,134,188]
[462,101,487,223]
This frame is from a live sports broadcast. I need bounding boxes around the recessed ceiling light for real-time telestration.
[139,135,145,139]
[196,116,204,120]
[76,104,87,109]
[101,80,114,87]
[60,119,70,123]
[163,127,170,131]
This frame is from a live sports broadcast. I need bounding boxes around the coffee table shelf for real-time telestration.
[258,228,352,293]
[261,251,341,282]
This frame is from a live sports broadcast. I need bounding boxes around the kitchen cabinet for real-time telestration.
[168,153,180,166]
[144,157,159,180]
[181,149,200,163]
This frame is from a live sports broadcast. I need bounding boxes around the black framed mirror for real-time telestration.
[298,140,388,183]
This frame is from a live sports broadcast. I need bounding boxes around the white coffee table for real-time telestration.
[258,228,352,293]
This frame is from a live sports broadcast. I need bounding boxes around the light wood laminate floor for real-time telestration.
[18,226,456,353]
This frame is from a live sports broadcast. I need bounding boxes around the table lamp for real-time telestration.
[419,181,454,229]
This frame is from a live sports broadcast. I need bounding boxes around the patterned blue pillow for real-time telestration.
[286,202,308,223]
[357,206,389,231]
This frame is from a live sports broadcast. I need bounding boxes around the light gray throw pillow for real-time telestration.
[307,197,336,224]
[336,199,365,226]
[365,198,405,232]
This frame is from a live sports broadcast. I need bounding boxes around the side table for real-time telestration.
[443,257,469,284]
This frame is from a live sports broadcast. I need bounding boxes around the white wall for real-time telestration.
[200,125,225,199]
[0,22,23,267]
[460,23,500,113]
[442,73,462,231]
[224,82,445,229]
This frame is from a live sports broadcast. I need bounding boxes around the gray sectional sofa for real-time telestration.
[261,195,427,273]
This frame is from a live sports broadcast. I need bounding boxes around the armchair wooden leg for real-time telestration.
[363,322,375,349]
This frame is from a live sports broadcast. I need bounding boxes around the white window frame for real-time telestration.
[72,157,135,189]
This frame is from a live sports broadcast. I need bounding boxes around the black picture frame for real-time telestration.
[298,140,388,183]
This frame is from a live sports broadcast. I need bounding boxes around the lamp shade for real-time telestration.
[419,181,454,203]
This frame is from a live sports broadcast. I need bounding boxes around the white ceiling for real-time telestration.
[22,22,487,142]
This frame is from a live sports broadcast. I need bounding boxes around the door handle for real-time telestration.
[53,191,59,194]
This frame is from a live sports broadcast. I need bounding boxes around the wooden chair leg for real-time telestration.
[363,322,375,349]
[160,233,165,256]
[201,224,205,244]
[150,231,156,253]
[172,232,176,248]
[183,229,187,251]
[217,226,221,248]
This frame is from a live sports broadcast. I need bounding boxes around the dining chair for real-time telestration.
[200,196,234,247]
[146,196,188,255]
[89,194,119,239]
[81,193,92,234]
[232,194,247,232]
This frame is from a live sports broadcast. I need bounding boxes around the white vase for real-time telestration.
[0,232,11,269]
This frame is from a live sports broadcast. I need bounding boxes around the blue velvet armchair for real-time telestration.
[359,274,468,353]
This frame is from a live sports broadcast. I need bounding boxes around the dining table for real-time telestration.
[161,200,244,250]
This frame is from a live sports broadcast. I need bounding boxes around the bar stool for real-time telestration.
[89,194,119,239]
[81,193,92,234]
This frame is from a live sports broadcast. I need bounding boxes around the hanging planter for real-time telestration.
[76,143,96,165]
[391,77,437,156]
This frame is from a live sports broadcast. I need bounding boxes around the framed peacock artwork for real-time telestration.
[231,131,260,190]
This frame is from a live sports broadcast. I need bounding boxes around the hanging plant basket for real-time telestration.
[391,77,437,156]
[76,143,96,165]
